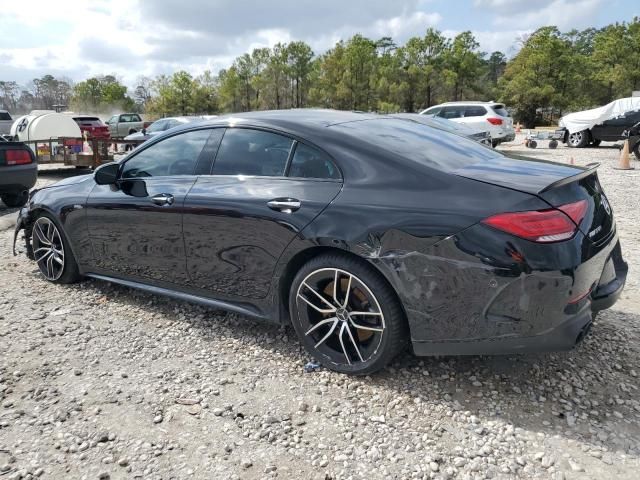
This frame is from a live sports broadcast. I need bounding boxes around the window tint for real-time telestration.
[332,119,502,173]
[288,143,341,180]
[440,106,463,119]
[213,128,294,177]
[147,120,167,133]
[0,112,11,121]
[422,107,441,115]
[491,105,510,117]
[121,129,212,178]
[464,106,487,117]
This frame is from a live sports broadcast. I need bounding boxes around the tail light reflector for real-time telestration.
[5,150,32,165]
[487,117,503,125]
[482,200,588,243]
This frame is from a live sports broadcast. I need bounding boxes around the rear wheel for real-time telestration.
[31,214,80,284]
[289,253,407,375]
[567,130,589,148]
[591,139,602,147]
[1,191,28,208]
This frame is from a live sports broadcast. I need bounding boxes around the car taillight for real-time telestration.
[5,150,32,165]
[482,200,588,243]
[487,117,503,125]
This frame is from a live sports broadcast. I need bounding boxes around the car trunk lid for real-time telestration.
[454,156,613,245]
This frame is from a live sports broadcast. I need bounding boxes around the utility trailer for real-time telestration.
[524,129,564,149]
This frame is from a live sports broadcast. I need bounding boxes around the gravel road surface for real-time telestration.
[0,138,638,479]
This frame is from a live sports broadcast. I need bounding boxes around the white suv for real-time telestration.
[420,102,515,146]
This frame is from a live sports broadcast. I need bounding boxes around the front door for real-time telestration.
[183,127,343,298]
[86,128,215,283]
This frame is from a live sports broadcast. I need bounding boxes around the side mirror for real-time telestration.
[94,162,119,185]
[141,128,147,135]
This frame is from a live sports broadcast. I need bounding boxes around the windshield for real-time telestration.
[331,118,501,172]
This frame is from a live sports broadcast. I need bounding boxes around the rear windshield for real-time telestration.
[331,118,502,172]
[0,112,11,121]
[491,105,510,117]
[74,117,104,125]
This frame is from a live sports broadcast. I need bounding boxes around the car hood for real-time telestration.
[124,131,146,140]
[36,173,94,191]
[453,154,588,195]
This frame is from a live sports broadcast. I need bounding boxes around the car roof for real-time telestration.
[428,101,503,107]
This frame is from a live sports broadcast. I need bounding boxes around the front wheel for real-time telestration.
[31,214,81,284]
[567,130,589,148]
[289,253,407,375]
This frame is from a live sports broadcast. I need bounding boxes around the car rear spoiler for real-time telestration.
[538,163,600,193]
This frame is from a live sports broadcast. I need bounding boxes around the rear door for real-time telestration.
[461,105,490,131]
[183,127,342,298]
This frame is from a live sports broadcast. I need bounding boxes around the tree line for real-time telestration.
[1,19,638,127]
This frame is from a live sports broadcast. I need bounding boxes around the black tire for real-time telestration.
[549,140,558,149]
[31,212,81,284]
[591,139,601,147]
[567,130,589,148]
[289,252,408,375]
[529,140,537,148]
[1,191,28,208]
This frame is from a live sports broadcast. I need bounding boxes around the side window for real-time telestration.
[213,128,294,177]
[147,120,167,133]
[106,115,117,124]
[423,107,441,115]
[288,143,341,180]
[119,114,130,123]
[121,129,212,178]
[440,107,463,119]
[464,106,487,117]
[131,114,142,122]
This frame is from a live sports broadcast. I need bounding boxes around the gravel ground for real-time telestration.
[0,136,639,480]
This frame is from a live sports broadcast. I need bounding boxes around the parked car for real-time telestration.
[105,113,150,137]
[0,110,13,135]
[0,137,37,207]
[14,110,626,374]
[420,101,515,146]
[72,116,111,140]
[124,116,203,143]
[556,97,640,158]
[391,113,492,146]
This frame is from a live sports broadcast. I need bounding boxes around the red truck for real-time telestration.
[72,116,111,140]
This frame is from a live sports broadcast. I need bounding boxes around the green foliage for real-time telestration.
[71,75,133,113]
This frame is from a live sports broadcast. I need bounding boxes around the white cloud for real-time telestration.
[474,0,605,30]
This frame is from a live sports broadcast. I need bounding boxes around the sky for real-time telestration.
[0,0,636,89]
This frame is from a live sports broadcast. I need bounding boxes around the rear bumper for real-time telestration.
[0,164,37,193]
[402,228,626,357]
[412,309,593,356]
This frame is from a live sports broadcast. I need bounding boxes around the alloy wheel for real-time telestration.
[32,217,65,281]
[568,131,584,147]
[295,268,385,366]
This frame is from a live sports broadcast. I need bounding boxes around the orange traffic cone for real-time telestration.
[614,140,635,170]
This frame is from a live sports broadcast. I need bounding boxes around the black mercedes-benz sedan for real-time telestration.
[13,110,627,374]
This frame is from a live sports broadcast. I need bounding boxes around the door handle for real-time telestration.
[151,193,174,206]
[267,198,301,213]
